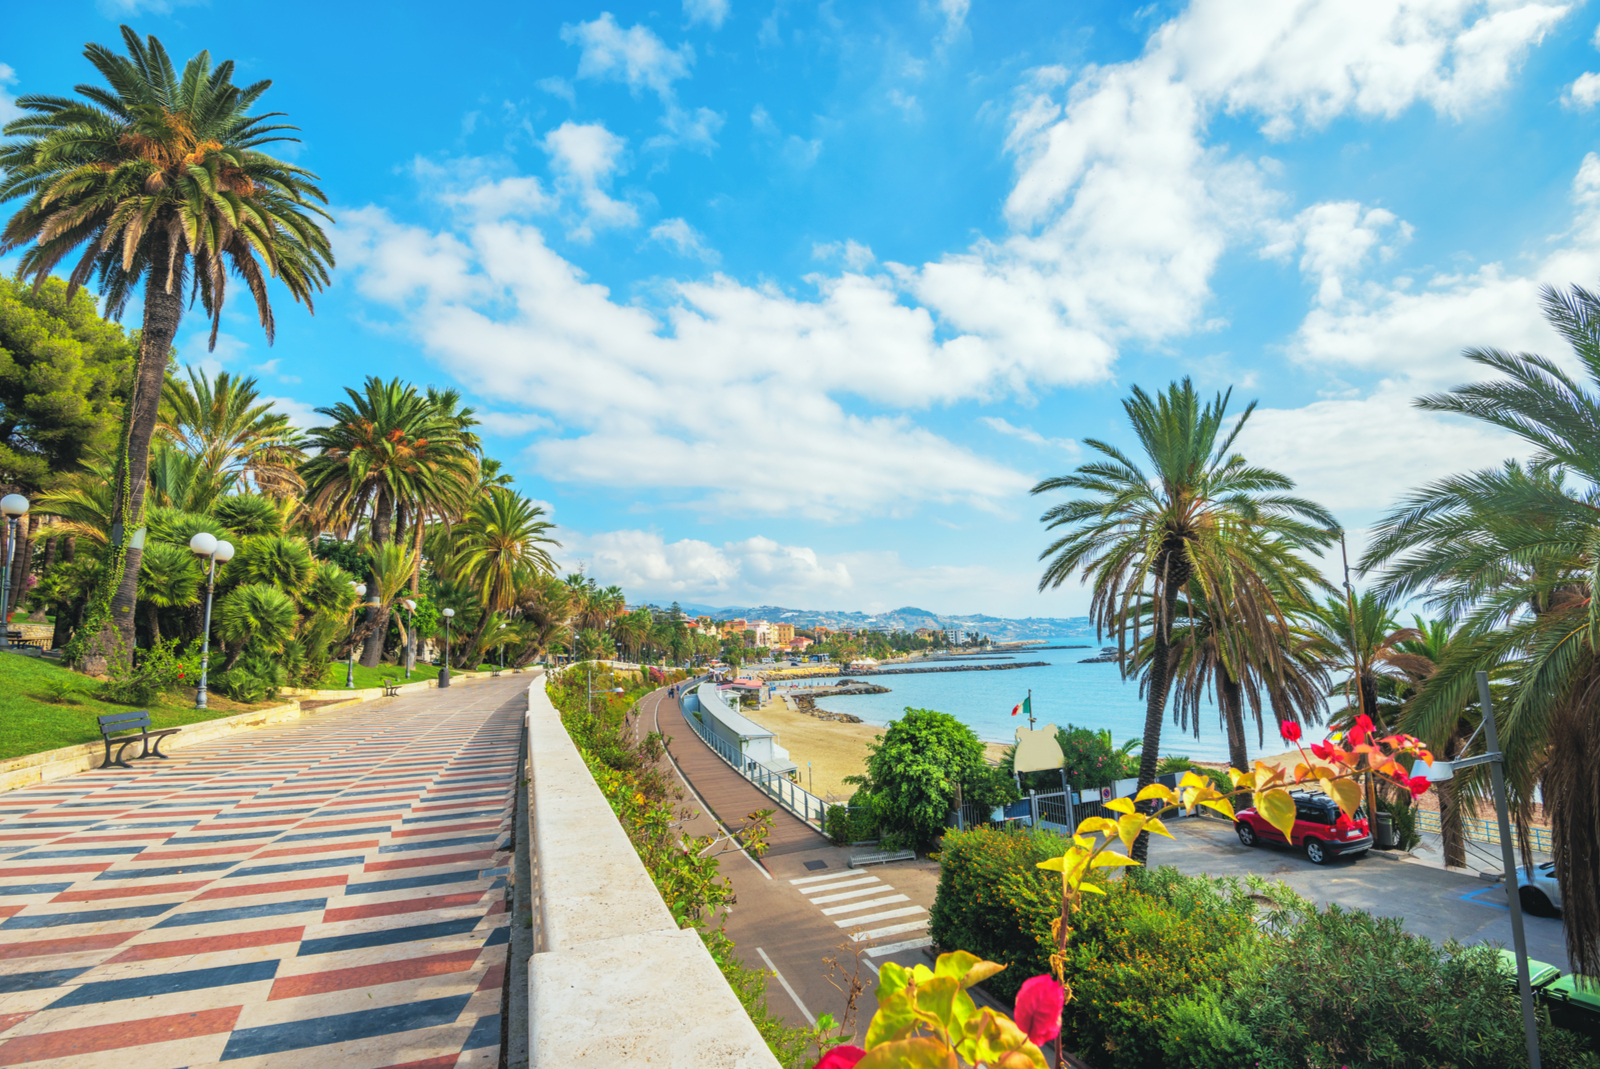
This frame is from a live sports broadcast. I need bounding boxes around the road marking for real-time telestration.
[851,920,929,942]
[756,947,815,1026]
[866,936,933,958]
[820,895,909,916]
[810,885,893,904]
[834,906,924,928]
[649,691,768,879]
[799,876,879,895]
[790,872,852,885]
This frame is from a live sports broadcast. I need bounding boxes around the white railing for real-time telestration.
[682,683,830,830]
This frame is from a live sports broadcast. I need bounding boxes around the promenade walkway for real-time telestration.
[0,675,529,1069]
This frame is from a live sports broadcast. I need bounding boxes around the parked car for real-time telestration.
[1517,861,1563,916]
[1235,791,1372,864]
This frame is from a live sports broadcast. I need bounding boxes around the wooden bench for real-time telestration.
[5,633,42,650]
[380,676,403,697]
[98,712,180,770]
[849,848,916,869]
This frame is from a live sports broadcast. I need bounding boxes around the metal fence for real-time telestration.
[951,790,1117,835]
[678,686,829,830]
[1414,808,1553,854]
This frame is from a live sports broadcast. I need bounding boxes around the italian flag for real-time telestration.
[1011,696,1031,718]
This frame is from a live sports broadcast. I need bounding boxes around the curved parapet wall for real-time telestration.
[524,674,780,1067]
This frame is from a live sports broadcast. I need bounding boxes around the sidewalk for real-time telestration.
[0,674,529,1069]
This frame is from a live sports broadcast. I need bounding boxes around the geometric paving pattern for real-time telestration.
[0,682,523,1069]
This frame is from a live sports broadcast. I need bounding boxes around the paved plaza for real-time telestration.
[0,676,529,1069]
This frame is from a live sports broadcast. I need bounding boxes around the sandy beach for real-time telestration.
[742,694,1010,803]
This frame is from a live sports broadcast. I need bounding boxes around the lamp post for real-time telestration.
[401,599,417,679]
[440,608,454,688]
[498,622,507,672]
[0,494,30,649]
[1425,670,1541,1069]
[188,533,234,708]
[345,582,367,688]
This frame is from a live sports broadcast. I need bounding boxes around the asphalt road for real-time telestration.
[1148,814,1572,970]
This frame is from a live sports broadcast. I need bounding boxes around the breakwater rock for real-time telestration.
[837,661,1050,677]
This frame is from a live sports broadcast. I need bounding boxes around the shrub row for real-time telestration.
[930,826,1599,1069]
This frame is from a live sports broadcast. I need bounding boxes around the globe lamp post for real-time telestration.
[188,533,233,708]
[346,583,367,688]
[440,608,455,688]
[401,599,417,679]
[0,494,30,649]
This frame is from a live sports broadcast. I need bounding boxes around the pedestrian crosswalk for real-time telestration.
[789,870,932,957]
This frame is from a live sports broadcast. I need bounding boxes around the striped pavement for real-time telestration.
[788,869,933,958]
[0,677,527,1069]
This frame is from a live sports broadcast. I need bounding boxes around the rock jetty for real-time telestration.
[832,661,1050,677]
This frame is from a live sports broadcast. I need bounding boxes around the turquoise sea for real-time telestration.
[787,641,1239,765]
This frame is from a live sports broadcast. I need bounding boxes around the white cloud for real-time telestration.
[684,0,731,29]
[1265,201,1412,306]
[0,64,21,126]
[477,411,555,436]
[650,218,719,262]
[262,394,321,431]
[981,417,1080,455]
[1287,153,1600,387]
[935,0,971,43]
[647,104,726,154]
[541,122,639,239]
[536,76,576,104]
[93,0,203,14]
[813,240,876,271]
[1565,70,1600,108]
[750,104,779,135]
[561,13,694,103]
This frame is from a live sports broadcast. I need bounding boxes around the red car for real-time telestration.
[1234,791,1371,864]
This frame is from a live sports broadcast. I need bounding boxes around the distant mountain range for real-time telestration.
[650,601,1098,642]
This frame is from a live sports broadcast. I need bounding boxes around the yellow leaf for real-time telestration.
[1104,797,1137,815]
[858,1037,960,1069]
[1199,796,1235,821]
[1076,816,1119,838]
[1116,812,1145,851]
[1079,880,1106,895]
[1091,850,1140,868]
[1256,787,1297,842]
[1136,783,1176,805]
[1228,767,1256,789]
[1178,769,1211,791]
[1326,777,1363,817]
[1294,763,1310,781]
[1143,816,1173,840]
[1036,856,1065,872]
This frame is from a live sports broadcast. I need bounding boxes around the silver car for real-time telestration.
[1516,861,1562,916]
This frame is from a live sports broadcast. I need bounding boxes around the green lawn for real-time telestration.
[0,654,280,763]
[315,660,503,690]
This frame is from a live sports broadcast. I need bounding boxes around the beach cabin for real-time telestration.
[689,681,797,777]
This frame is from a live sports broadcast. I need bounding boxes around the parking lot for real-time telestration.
[1149,815,1571,970]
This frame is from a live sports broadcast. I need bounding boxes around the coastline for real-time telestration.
[743,694,1010,804]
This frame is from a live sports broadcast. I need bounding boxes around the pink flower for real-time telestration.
[1013,975,1064,1046]
[1310,741,1334,761]
[812,1046,866,1069]
[1280,720,1302,743]
[1349,714,1375,747]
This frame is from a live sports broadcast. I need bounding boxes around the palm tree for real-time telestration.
[1032,379,1336,861]
[137,540,200,646]
[1309,592,1429,736]
[449,490,560,667]
[302,377,476,664]
[1359,283,1600,975]
[159,369,305,499]
[0,27,333,671]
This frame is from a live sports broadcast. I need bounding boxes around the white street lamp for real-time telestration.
[0,494,30,650]
[401,599,417,679]
[188,531,230,707]
[346,582,367,688]
[440,607,455,688]
[1426,672,1541,1069]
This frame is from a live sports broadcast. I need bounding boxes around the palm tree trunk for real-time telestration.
[1220,671,1248,772]
[458,611,494,670]
[146,601,162,648]
[1439,728,1467,868]
[5,513,35,619]
[1132,568,1182,864]
[359,485,394,668]
[79,278,183,674]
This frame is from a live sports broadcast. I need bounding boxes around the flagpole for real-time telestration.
[1028,689,1034,729]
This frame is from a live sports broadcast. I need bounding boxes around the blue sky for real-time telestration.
[6,0,1600,617]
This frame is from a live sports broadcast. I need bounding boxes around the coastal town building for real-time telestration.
[773,622,795,643]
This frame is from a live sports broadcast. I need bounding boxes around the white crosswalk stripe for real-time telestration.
[793,866,932,957]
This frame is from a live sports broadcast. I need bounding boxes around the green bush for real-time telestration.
[826,802,878,846]
[100,637,192,705]
[927,826,1063,1000]
[854,707,1011,850]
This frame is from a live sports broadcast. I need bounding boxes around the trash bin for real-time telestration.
[1543,976,1600,1042]
[1373,810,1396,849]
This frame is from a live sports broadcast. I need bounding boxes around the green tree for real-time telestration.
[135,539,200,646]
[0,275,135,491]
[1359,283,1600,975]
[0,27,333,671]
[1032,379,1336,860]
[447,490,559,666]
[159,368,305,499]
[853,707,1008,851]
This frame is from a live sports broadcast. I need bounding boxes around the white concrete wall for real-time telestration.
[524,675,781,1067]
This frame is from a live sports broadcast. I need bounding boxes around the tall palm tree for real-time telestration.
[0,27,333,671]
[159,368,305,499]
[1360,282,1600,975]
[137,540,200,646]
[1309,592,1429,736]
[1032,379,1336,860]
[449,490,560,667]
[302,378,476,664]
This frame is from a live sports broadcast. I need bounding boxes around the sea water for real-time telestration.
[786,642,1237,764]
